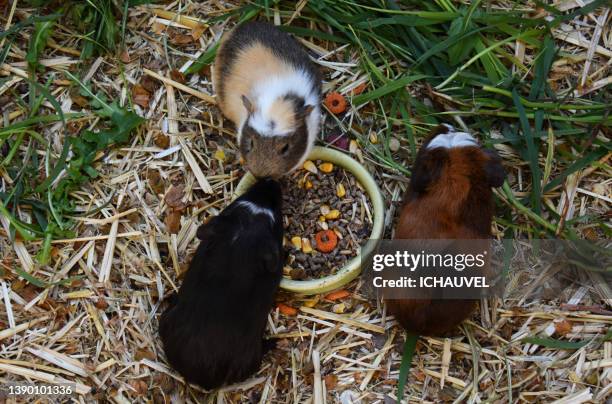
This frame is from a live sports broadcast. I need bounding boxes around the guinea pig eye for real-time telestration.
[280,143,289,156]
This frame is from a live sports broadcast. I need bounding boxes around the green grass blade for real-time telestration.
[512,88,542,214]
[185,43,219,75]
[502,182,556,233]
[436,29,539,89]
[353,74,427,106]
[14,266,48,288]
[0,38,13,66]
[27,78,66,124]
[337,0,457,19]
[0,200,39,241]
[13,265,84,287]
[542,127,554,185]
[2,132,25,166]
[27,16,58,71]
[529,34,556,100]
[521,337,589,350]
[398,92,416,158]
[0,114,80,134]
[65,71,113,115]
[397,333,418,402]
[34,139,70,193]
[543,148,607,192]
[0,14,61,41]
[280,26,348,43]
[35,228,54,265]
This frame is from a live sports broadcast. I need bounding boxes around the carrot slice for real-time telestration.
[315,230,338,253]
[324,92,347,114]
[277,303,298,316]
[325,290,350,301]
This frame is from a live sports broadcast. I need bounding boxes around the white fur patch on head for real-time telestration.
[248,115,293,136]
[427,125,478,150]
[246,69,319,138]
[235,200,275,224]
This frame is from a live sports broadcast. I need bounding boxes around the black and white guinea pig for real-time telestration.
[386,124,506,336]
[158,178,284,390]
[213,21,321,179]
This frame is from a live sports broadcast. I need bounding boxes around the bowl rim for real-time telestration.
[233,146,385,295]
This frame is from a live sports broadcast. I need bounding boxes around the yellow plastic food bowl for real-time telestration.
[233,146,385,295]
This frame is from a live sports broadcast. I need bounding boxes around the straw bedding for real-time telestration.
[0,1,610,403]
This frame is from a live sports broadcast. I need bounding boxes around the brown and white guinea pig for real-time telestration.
[213,21,322,179]
[159,178,284,390]
[385,124,506,336]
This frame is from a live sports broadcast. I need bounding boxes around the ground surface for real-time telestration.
[0,1,611,403]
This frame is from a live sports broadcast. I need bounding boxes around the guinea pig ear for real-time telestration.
[482,149,506,188]
[241,95,254,115]
[196,216,219,241]
[410,148,448,194]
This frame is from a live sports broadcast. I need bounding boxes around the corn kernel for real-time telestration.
[214,148,226,162]
[336,183,346,197]
[291,236,302,249]
[304,297,319,308]
[319,162,334,173]
[303,160,318,174]
[325,209,341,220]
[302,238,313,253]
[332,303,346,313]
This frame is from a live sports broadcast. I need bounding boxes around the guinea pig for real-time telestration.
[158,178,284,390]
[385,124,506,336]
[213,21,322,179]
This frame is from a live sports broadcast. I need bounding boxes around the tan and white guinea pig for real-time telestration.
[213,21,322,179]
[385,124,506,336]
